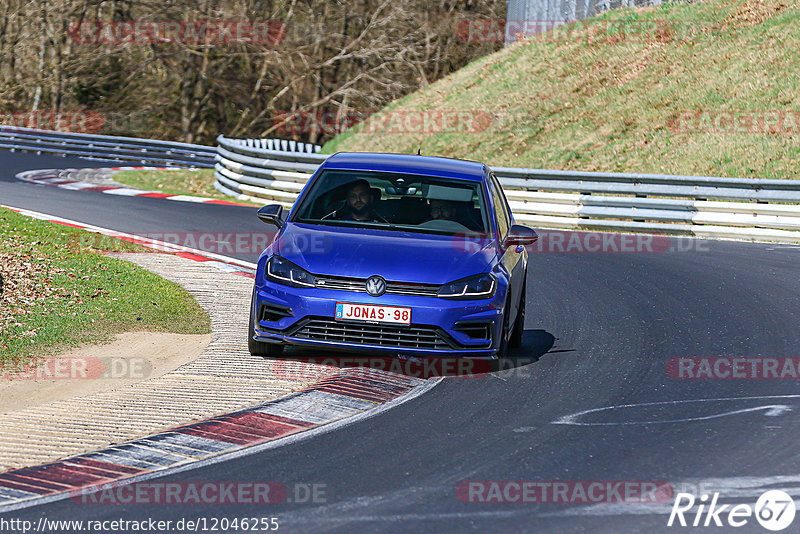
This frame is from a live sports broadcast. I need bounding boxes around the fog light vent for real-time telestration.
[259,302,293,322]
[454,321,492,341]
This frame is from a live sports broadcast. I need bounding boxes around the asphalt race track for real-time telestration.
[0,152,266,264]
[3,150,800,533]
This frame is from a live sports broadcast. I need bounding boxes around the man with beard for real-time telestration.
[337,179,380,222]
[428,199,457,221]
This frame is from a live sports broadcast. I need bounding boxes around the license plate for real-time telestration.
[335,302,411,325]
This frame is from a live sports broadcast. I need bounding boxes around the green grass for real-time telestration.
[0,208,211,370]
[323,0,800,179]
[113,168,263,206]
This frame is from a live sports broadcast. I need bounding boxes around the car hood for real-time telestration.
[275,223,496,285]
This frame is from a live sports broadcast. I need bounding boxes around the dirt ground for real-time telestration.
[0,331,211,414]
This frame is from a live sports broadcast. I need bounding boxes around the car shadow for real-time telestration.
[500,328,557,370]
[266,328,557,380]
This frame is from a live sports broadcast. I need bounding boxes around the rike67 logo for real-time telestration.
[668,490,796,531]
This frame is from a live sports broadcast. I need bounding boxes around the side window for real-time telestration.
[491,173,513,223]
[489,175,510,240]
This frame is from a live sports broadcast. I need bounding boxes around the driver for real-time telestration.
[337,180,381,222]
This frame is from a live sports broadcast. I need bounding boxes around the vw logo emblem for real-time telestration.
[365,275,386,297]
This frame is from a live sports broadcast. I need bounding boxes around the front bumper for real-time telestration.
[253,280,504,358]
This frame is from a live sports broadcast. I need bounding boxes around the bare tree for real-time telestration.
[0,0,503,144]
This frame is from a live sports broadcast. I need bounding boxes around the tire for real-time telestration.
[509,279,526,349]
[248,292,285,357]
[495,297,510,360]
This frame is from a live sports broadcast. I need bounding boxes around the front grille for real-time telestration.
[292,318,453,350]
[314,275,439,297]
[386,281,439,297]
[314,275,362,292]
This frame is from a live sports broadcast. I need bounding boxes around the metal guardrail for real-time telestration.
[0,126,320,169]
[0,125,217,167]
[3,126,795,243]
[504,0,666,46]
[215,135,800,243]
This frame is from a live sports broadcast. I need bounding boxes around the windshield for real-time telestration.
[292,169,489,235]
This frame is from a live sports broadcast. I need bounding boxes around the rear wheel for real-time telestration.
[248,292,284,357]
[509,279,526,348]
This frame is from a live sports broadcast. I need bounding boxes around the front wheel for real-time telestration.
[509,279,526,349]
[495,298,510,360]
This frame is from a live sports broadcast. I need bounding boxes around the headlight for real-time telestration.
[266,256,316,287]
[437,273,496,299]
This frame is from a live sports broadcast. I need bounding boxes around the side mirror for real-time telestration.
[504,224,538,248]
[257,204,284,228]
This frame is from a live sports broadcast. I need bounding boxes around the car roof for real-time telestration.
[320,152,488,182]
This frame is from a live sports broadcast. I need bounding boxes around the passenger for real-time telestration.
[428,199,457,221]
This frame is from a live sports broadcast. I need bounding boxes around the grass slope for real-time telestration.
[324,0,799,179]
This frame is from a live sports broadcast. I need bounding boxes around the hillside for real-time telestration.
[323,0,799,179]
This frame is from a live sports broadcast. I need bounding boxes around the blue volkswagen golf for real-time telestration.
[249,153,537,359]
